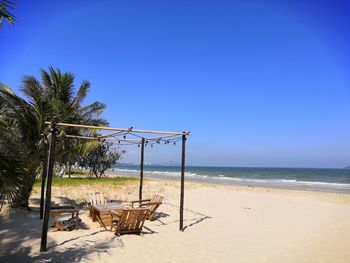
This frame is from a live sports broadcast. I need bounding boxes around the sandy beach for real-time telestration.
[1,178,350,263]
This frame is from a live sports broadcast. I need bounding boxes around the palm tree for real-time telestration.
[0,83,43,208]
[0,0,15,26]
[0,66,108,208]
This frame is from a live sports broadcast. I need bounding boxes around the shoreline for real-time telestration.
[107,169,350,194]
[101,174,350,206]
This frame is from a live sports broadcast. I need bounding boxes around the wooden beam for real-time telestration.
[45,121,189,136]
[98,130,126,138]
[106,138,141,143]
[40,124,57,252]
[39,141,49,220]
[44,121,130,132]
[179,134,186,231]
[64,134,188,144]
[139,138,145,200]
[145,134,181,141]
[130,129,187,136]
[64,134,142,143]
[65,134,98,140]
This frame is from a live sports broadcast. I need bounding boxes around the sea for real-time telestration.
[109,165,350,193]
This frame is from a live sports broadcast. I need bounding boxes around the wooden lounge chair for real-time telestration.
[88,192,109,205]
[110,208,148,236]
[131,194,164,221]
[86,192,109,217]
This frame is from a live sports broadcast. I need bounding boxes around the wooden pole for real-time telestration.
[45,121,188,136]
[179,134,186,231]
[39,141,49,219]
[40,124,57,252]
[139,138,145,201]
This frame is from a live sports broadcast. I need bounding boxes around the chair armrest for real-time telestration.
[131,199,151,207]
[131,199,151,204]
[139,201,162,207]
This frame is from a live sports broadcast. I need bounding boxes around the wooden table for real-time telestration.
[49,208,80,231]
[91,203,128,230]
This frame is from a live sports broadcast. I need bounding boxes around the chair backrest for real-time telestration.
[89,192,108,205]
[115,208,148,234]
[146,194,164,212]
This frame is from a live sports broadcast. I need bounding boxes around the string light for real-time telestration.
[62,131,187,149]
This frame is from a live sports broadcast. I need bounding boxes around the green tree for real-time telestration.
[0,66,107,208]
[79,141,124,177]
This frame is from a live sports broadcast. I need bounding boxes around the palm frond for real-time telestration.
[80,101,107,120]
[71,80,90,109]
[21,75,44,106]
[0,156,25,209]
[0,0,15,26]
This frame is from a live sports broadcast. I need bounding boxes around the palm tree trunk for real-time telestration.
[12,171,37,209]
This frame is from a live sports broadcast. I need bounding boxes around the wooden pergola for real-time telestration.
[40,121,190,252]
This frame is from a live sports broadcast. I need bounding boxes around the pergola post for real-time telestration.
[40,124,57,252]
[39,139,49,220]
[139,138,145,200]
[179,134,186,231]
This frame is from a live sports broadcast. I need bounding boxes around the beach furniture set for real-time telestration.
[49,194,163,235]
[87,193,164,235]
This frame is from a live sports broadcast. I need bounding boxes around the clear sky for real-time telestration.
[1,0,349,168]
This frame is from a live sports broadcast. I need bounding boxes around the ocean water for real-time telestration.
[110,165,350,193]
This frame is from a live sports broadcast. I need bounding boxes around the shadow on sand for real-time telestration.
[155,202,212,230]
[0,208,126,263]
[0,200,206,262]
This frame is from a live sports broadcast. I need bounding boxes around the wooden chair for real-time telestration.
[131,194,164,221]
[111,208,148,236]
[86,192,108,217]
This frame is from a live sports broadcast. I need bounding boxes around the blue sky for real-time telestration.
[1,0,349,168]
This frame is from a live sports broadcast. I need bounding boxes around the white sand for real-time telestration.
[1,179,350,262]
